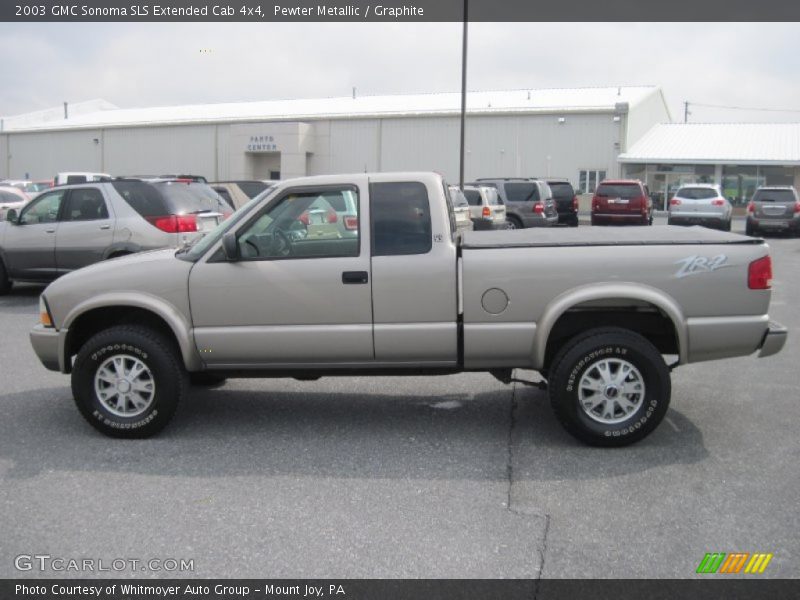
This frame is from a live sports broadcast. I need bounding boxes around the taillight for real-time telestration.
[298,211,310,226]
[482,206,491,218]
[533,202,544,214]
[747,202,755,213]
[711,199,725,206]
[748,255,772,290]
[326,209,338,224]
[794,202,800,213]
[145,214,198,233]
[343,215,358,230]
[669,198,681,206]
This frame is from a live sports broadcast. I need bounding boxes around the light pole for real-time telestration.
[459,0,468,190]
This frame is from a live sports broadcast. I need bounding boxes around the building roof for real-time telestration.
[619,123,800,165]
[0,99,118,132]
[1,86,660,133]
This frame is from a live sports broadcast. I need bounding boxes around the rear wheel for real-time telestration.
[0,260,11,296]
[71,325,187,438]
[506,216,523,230]
[745,221,756,236]
[548,327,671,446]
[569,215,579,227]
[722,220,732,232]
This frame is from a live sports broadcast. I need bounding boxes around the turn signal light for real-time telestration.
[747,202,755,213]
[533,203,544,214]
[482,206,491,218]
[711,199,725,206]
[343,215,358,230]
[794,202,800,213]
[669,198,681,206]
[748,255,773,290]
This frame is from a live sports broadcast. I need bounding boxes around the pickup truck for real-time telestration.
[29,172,787,446]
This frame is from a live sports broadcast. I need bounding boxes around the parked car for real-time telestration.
[211,180,272,210]
[461,185,507,230]
[0,179,228,292]
[667,184,732,231]
[591,180,653,226]
[543,178,579,226]
[23,181,54,195]
[746,186,800,237]
[474,178,558,229]
[29,172,786,446]
[447,186,476,233]
[0,186,30,220]
[53,172,112,186]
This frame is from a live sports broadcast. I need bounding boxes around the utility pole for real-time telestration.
[684,101,690,123]
[458,0,468,190]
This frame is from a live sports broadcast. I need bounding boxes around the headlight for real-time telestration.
[39,296,53,328]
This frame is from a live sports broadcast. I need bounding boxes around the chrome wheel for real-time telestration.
[578,358,645,425]
[94,354,156,418]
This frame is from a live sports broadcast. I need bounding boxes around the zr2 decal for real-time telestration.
[674,254,729,279]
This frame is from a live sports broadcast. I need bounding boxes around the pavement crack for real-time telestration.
[534,514,551,594]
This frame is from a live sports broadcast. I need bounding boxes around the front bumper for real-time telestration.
[758,321,788,358]
[30,324,64,372]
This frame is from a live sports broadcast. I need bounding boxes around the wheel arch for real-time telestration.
[61,293,201,373]
[534,283,687,371]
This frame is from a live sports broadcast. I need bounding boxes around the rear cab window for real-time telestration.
[676,188,717,200]
[548,182,575,200]
[371,181,433,256]
[752,189,796,203]
[463,189,482,206]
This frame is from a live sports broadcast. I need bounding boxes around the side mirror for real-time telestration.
[221,231,239,261]
[5,209,18,224]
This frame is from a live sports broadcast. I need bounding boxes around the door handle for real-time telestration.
[342,271,369,284]
[45,228,56,233]
[99,224,111,230]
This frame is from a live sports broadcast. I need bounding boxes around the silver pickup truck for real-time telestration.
[29,172,787,446]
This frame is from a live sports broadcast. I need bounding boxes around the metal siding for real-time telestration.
[7,130,103,179]
[104,125,216,178]
[626,90,672,150]
[0,135,8,179]
[327,119,380,174]
[381,117,460,179]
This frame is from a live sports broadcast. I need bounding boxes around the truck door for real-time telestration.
[369,178,458,364]
[55,186,115,273]
[188,181,374,366]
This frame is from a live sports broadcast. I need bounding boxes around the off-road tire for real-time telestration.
[71,325,187,438]
[548,327,671,447]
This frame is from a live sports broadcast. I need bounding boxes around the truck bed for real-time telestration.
[460,225,761,248]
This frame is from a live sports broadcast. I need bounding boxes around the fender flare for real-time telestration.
[533,282,688,369]
[102,242,142,260]
[61,292,202,372]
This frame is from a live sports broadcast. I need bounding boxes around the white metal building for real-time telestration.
[0,86,670,187]
[620,123,800,207]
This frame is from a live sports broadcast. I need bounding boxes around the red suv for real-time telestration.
[591,180,653,226]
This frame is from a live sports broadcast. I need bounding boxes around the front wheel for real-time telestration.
[71,325,187,438]
[505,216,522,230]
[0,260,11,295]
[548,327,671,446]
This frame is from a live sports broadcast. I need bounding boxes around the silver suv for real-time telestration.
[473,178,558,229]
[746,186,800,237]
[0,179,229,293]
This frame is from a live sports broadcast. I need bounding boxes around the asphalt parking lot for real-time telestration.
[1,216,798,580]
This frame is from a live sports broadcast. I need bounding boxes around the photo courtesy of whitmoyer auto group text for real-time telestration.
[0,1,798,599]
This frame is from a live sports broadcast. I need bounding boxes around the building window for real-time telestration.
[579,170,607,193]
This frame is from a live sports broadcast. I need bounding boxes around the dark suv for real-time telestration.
[591,180,653,226]
[746,186,800,236]
[542,178,579,226]
[472,178,558,229]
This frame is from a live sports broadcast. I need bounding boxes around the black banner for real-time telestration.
[2,0,800,22]
[2,579,800,600]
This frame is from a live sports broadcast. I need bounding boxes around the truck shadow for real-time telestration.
[0,381,707,481]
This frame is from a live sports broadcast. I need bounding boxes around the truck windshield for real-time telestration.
[177,187,275,261]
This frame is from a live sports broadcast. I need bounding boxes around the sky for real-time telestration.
[2,22,800,123]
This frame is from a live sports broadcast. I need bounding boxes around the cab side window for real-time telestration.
[237,187,360,260]
[19,190,66,224]
[63,188,109,221]
[371,182,432,256]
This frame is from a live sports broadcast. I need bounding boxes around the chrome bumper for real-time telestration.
[758,321,788,358]
[30,324,63,372]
